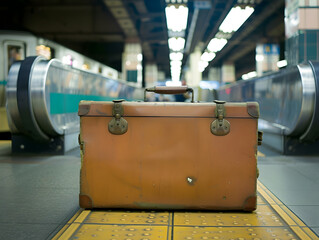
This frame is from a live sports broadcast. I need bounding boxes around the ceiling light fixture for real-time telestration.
[198,61,209,73]
[207,38,228,52]
[219,6,254,33]
[242,71,257,80]
[168,37,186,52]
[170,52,184,61]
[277,60,287,68]
[165,5,189,32]
[201,52,216,62]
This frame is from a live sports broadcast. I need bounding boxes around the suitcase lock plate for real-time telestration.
[211,100,230,136]
[108,100,128,135]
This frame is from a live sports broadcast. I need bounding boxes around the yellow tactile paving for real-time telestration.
[52,209,83,240]
[85,211,171,225]
[55,180,319,240]
[59,223,81,240]
[71,224,169,240]
[173,226,299,240]
[257,181,319,240]
[302,227,319,240]
[281,205,306,227]
[74,210,91,223]
[258,181,284,206]
[174,205,286,227]
[256,193,266,205]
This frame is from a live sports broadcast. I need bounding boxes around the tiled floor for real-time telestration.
[0,142,81,240]
[0,141,318,239]
[258,145,319,236]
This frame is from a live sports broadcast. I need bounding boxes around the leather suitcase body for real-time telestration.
[78,92,260,211]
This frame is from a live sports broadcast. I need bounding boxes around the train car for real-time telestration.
[0,30,119,137]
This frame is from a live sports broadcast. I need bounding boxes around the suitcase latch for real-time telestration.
[211,100,230,136]
[108,100,128,135]
[258,131,263,145]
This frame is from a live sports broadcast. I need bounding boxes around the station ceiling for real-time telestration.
[0,0,285,80]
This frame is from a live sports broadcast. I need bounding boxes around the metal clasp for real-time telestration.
[258,131,263,145]
[108,99,128,135]
[211,100,230,136]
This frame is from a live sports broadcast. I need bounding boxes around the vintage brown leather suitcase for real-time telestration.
[78,86,260,211]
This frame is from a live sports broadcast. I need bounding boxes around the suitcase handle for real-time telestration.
[144,86,194,102]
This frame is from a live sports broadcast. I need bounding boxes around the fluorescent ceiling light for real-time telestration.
[171,70,181,77]
[171,72,181,77]
[242,71,257,80]
[171,71,181,81]
[242,74,249,80]
[165,5,189,32]
[168,37,185,51]
[207,38,227,52]
[255,54,264,62]
[172,76,180,82]
[219,6,254,33]
[247,71,257,78]
[166,80,182,86]
[171,64,180,70]
[170,60,182,67]
[198,61,209,72]
[201,52,216,62]
[170,52,183,61]
[277,60,287,68]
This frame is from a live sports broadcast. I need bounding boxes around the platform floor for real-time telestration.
[0,141,318,240]
[53,182,318,240]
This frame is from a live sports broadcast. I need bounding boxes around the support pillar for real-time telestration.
[208,67,221,83]
[186,47,202,87]
[157,71,166,82]
[144,63,158,88]
[122,42,143,87]
[285,0,319,65]
[221,63,235,84]
[256,43,280,76]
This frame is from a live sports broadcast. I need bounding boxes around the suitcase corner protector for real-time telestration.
[243,195,257,212]
[78,102,91,116]
[247,102,260,118]
[79,194,93,208]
